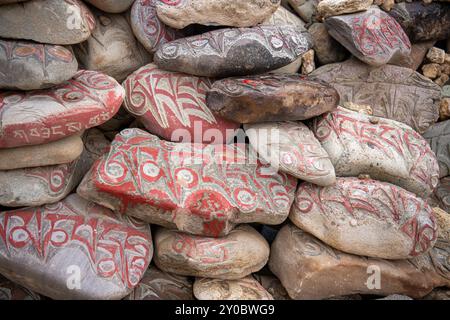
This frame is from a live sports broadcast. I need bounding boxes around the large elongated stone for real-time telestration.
[0,70,124,149]
[310,59,441,134]
[270,224,450,300]
[193,277,274,300]
[85,0,134,13]
[154,225,269,280]
[206,74,338,123]
[0,39,78,90]
[312,107,439,197]
[0,0,95,45]
[154,25,312,77]
[77,129,297,237]
[290,178,438,259]
[324,6,411,66]
[0,194,153,300]
[317,0,373,20]
[423,120,450,178]
[156,0,280,29]
[122,64,239,143]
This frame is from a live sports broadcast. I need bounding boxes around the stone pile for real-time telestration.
[0,0,448,301]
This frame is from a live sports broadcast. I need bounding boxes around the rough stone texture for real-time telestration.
[423,288,450,300]
[73,9,151,83]
[77,129,297,237]
[0,134,83,171]
[85,0,134,13]
[244,121,336,186]
[424,120,450,178]
[301,49,315,74]
[269,224,450,299]
[310,59,441,134]
[317,0,373,20]
[434,177,450,212]
[288,0,320,22]
[290,177,437,259]
[0,194,153,300]
[0,70,124,149]
[206,74,339,123]
[441,98,450,120]
[253,274,291,300]
[154,225,270,280]
[378,295,413,300]
[125,266,194,300]
[0,0,95,45]
[0,275,41,300]
[193,276,274,300]
[422,63,441,79]
[324,7,411,67]
[0,40,78,90]
[122,64,239,143]
[427,47,446,64]
[0,129,109,207]
[131,0,182,54]
[154,25,312,77]
[388,2,450,42]
[312,107,440,198]
[155,0,280,29]
[433,207,450,242]
[308,23,348,65]
[396,41,436,71]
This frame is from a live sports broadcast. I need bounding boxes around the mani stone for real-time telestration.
[312,107,440,198]
[434,177,450,213]
[324,6,411,67]
[310,59,441,134]
[423,120,450,178]
[290,177,438,259]
[308,23,348,66]
[126,266,194,300]
[131,0,182,54]
[0,40,78,90]
[193,277,274,300]
[317,0,373,20]
[244,121,336,186]
[0,275,41,300]
[73,9,151,83]
[0,70,124,149]
[0,0,95,45]
[0,194,153,300]
[155,0,280,29]
[0,134,83,171]
[154,25,312,77]
[153,225,270,280]
[206,74,339,123]
[288,0,320,22]
[85,0,134,13]
[0,129,109,207]
[388,1,450,42]
[122,64,239,143]
[269,224,450,299]
[77,129,297,237]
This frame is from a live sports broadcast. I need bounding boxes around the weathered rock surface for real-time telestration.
[269,224,450,299]
[397,41,436,71]
[154,25,312,77]
[433,207,450,242]
[155,0,280,29]
[245,121,336,186]
[193,276,274,300]
[0,39,78,90]
[0,0,95,45]
[77,129,297,237]
[0,275,41,300]
[288,0,319,22]
[423,288,450,300]
[0,194,153,300]
[310,59,441,134]
[85,0,134,13]
[154,225,270,280]
[424,120,450,178]
[206,74,339,123]
[324,7,411,66]
[253,274,291,300]
[317,0,373,20]
[312,107,440,197]
[434,177,450,212]
[290,177,438,259]
[308,23,348,65]
[0,70,124,149]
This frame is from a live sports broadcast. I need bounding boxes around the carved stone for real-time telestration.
[423,120,450,178]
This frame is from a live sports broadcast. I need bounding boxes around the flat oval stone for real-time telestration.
[244,121,336,186]
[77,128,297,237]
[0,194,153,300]
[154,25,312,77]
[310,59,441,134]
[324,6,411,67]
[317,0,373,20]
[388,1,450,42]
[0,39,78,90]
[154,225,270,279]
[85,0,134,13]
[290,177,438,259]
[206,74,338,123]
[0,70,124,149]
[123,64,239,143]
[312,107,439,197]
[423,120,450,178]
[131,0,182,53]
[193,277,274,300]
[156,0,280,29]
[0,0,95,45]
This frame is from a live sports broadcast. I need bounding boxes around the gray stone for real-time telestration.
[308,23,348,65]
[424,120,450,178]
[85,0,134,13]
